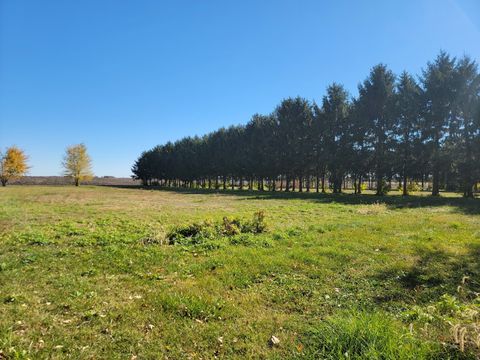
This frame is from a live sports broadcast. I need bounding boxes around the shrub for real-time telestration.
[221,217,242,236]
[377,180,391,195]
[166,211,267,245]
[407,181,421,193]
[251,210,267,234]
[166,219,217,245]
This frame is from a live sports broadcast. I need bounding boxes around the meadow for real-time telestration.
[1,186,480,359]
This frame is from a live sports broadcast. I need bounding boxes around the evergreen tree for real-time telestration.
[357,64,396,195]
[395,71,422,195]
[453,56,480,197]
[421,51,457,196]
[322,83,351,193]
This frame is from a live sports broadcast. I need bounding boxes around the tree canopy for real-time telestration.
[62,144,94,186]
[0,146,29,186]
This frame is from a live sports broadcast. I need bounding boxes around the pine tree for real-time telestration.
[395,71,421,195]
[357,64,396,195]
[421,51,456,196]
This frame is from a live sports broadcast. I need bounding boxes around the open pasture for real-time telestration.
[1,186,479,359]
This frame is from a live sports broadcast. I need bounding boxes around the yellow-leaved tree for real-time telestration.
[62,143,94,186]
[0,146,29,186]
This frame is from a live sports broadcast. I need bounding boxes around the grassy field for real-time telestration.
[1,186,480,359]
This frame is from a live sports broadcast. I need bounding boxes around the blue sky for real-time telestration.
[1,0,479,177]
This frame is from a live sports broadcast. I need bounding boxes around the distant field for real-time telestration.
[9,176,140,186]
[1,186,479,359]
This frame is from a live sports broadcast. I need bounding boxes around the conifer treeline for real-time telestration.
[132,52,480,197]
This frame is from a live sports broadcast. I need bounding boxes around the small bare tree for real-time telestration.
[62,144,93,186]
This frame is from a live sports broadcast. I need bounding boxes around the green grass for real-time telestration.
[0,186,479,359]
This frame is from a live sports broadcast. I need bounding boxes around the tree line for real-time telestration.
[132,52,480,197]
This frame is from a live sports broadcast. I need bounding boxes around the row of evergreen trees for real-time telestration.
[132,52,480,197]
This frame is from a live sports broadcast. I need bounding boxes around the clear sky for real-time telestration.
[1,0,479,177]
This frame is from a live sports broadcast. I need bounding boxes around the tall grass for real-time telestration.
[299,311,473,359]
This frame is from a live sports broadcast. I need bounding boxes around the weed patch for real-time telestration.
[13,230,53,246]
[402,293,480,356]
[166,211,267,245]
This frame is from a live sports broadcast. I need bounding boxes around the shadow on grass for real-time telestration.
[102,185,480,215]
[372,243,480,304]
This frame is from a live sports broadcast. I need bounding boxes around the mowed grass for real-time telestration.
[1,186,480,359]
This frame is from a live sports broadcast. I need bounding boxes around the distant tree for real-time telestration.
[421,51,457,196]
[275,97,314,192]
[322,83,351,193]
[225,126,247,190]
[357,64,397,195]
[312,102,327,192]
[453,56,480,197]
[62,144,93,186]
[132,150,154,185]
[349,100,370,194]
[245,114,277,190]
[0,146,29,186]
[394,71,421,195]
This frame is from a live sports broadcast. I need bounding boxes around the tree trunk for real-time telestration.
[375,172,383,196]
[464,183,474,198]
[335,175,342,194]
[432,169,440,196]
[432,135,440,196]
[463,140,474,198]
